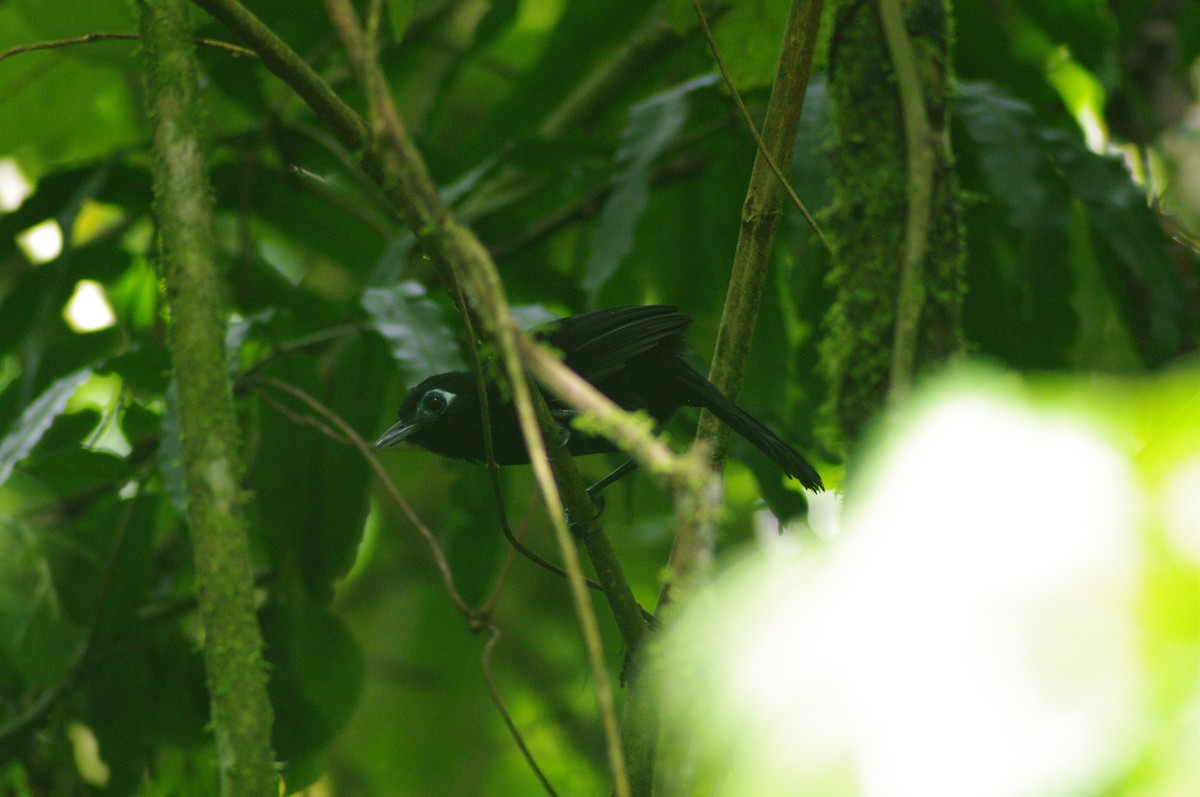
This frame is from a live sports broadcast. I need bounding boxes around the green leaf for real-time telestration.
[17,446,127,498]
[143,628,210,748]
[249,335,388,599]
[454,0,651,160]
[263,596,364,792]
[41,491,156,634]
[0,367,92,490]
[956,83,1052,230]
[104,346,171,398]
[0,524,86,687]
[362,281,465,380]
[387,0,415,41]
[1041,129,1185,364]
[583,75,717,300]
[0,597,85,687]
[955,83,1077,367]
[85,642,152,796]
[225,307,276,376]
[956,81,1186,367]
[711,0,793,92]
[107,256,161,332]
[0,8,141,174]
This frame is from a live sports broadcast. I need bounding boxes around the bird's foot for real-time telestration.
[565,493,605,537]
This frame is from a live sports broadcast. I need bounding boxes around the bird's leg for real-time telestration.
[564,460,639,536]
[579,459,640,528]
[587,458,639,497]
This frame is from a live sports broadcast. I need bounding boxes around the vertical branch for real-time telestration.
[697,0,824,471]
[880,0,934,401]
[668,0,824,607]
[139,1,276,795]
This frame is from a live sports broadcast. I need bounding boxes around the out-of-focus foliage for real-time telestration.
[656,365,1200,797]
[0,0,1196,795]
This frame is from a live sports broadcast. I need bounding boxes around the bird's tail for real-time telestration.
[669,359,824,492]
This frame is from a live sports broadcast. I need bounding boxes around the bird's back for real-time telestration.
[539,305,692,384]
[534,306,698,439]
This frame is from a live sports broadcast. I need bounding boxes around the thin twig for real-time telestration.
[487,144,712,259]
[250,375,476,619]
[481,626,559,796]
[320,2,631,792]
[253,388,353,445]
[689,0,830,253]
[517,336,703,493]
[192,2,640,790]
[0,32,256,63]
[675,0,824,620]
[190,0,369,148]
[457,8,688,224]
[478,490,539,617]
[443,281,614,599]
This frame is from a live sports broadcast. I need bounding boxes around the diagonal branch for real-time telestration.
[318,1,631,790]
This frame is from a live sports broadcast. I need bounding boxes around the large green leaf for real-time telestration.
[362,281,465,381]
[1,1,1194,793]
[956,81,1186,368]
[1041,128,1186,364]
[712,0,793,91]
[955,83,1078,367]
[0,8,142,175]
[249,335,389,600]
[582,75,717,300]
[262,594,364,792]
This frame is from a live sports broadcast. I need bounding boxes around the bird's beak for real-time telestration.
[374,417,422,449]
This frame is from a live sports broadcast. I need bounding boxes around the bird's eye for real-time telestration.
[421,390,448,414]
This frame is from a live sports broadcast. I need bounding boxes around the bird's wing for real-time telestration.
[538,306,693,382]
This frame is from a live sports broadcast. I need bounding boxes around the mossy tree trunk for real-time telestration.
[823,0,964,448]
[140,1,277,794]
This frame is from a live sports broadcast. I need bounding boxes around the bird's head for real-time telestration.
[374,372,483,459]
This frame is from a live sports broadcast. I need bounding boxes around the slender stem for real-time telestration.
[457,7,689,223]
[540,8,682,137]
[449,278,612,599]
[880,0,934,401]
[320,0,631,792]
[482,626,559,796]
[250,376,476,618]
[678,0,824,607]
[0,31,255,63]
[189,0,369,150]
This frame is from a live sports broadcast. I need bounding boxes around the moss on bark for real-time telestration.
[823,0,964,448]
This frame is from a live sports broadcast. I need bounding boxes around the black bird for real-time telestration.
[375,306,823,492]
